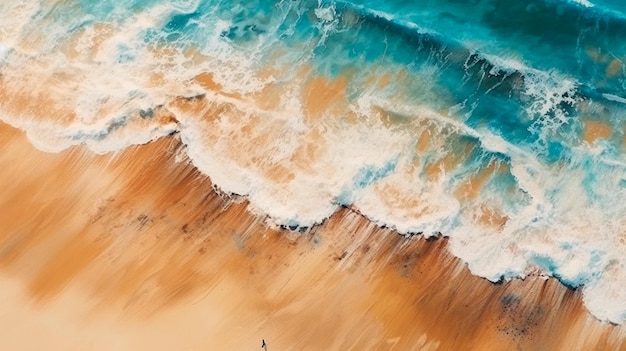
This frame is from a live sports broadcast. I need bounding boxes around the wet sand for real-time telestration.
[0,121,624,350]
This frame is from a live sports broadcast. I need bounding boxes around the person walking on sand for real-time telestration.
[261,339,267,350]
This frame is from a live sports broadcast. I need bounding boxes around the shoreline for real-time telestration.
[0,121,624,350]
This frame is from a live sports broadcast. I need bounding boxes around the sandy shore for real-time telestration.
[0,121,624,350]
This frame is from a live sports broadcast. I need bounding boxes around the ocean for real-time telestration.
[1,0,625,325]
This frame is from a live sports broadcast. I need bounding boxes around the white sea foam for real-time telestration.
[570,0,595,8]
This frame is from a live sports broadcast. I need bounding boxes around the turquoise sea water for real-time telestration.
[1,0,625,323]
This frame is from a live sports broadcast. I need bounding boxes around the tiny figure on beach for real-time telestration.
[261,339,267,350]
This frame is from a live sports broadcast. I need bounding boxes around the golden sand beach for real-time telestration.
[0,121,624,350]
